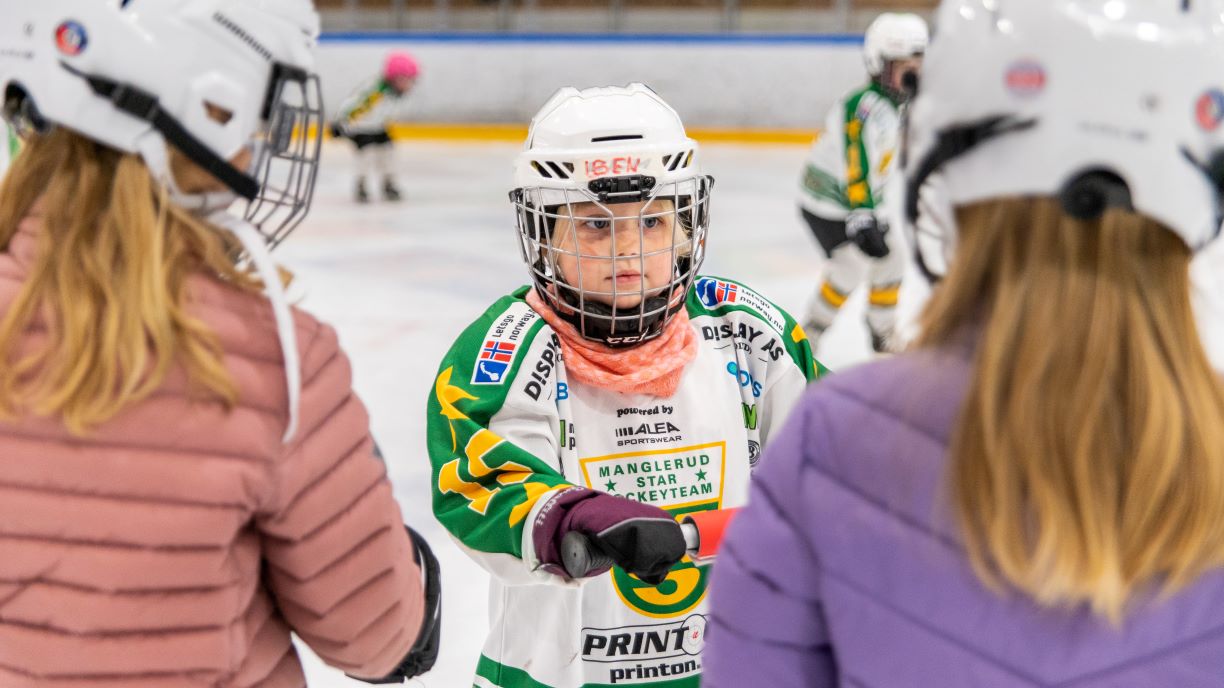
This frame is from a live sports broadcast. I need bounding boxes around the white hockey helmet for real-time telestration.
[864,13,929,77]
[903,0,1224,280]
[511,83,714,347]
[0,0,324,246]
[513,83,707,205]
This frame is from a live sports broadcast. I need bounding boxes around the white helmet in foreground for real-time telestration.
[0,0,324,246]
[511,83,714,347]
[904,0,1224,279]
[864,13,929,77]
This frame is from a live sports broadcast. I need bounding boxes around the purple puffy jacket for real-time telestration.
[703,340,1224,688]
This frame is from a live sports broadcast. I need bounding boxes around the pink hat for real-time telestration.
[384,51,419,80]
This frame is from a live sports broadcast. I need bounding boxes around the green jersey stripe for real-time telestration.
[476,655,555,688]
[842,88,876,210]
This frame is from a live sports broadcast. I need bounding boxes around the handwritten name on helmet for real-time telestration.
[585,157,642,179]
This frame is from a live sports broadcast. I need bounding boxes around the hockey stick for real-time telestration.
[561,508,741,580]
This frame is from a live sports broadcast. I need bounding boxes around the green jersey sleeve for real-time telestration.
[426,291,574,564]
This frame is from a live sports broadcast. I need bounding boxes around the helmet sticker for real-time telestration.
[1005,60,1046,98]
[1195,89,1224,131]
[55,20,88,56]
[585,157,642,178]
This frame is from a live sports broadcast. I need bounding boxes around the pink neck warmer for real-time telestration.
[525,288,698,398]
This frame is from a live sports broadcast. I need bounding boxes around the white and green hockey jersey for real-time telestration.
[334,76,412,134]
[427,278,826,688]
[799,82,902,220]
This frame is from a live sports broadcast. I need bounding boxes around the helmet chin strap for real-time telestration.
[550,259,690,348]
[137,130,301,444]
[207,211,302,444]
[554,287,677,348]
[135,131,244,216]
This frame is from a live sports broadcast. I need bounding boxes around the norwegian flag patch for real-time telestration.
[694,277,788,336]
[473,340,516,384]
[470,301,540,386]
[696,279,740,308]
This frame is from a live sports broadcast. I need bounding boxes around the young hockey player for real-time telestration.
[798,12,927,353]
[0,2,438,684]
[427,83,825,688]
[331,50,419,203]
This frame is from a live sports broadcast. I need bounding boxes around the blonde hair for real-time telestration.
[917,196,1224,622]
[0,128,263,433]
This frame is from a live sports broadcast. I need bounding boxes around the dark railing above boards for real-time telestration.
[315,0,937,34]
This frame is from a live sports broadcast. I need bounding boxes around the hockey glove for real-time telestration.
[347,525,441,684]
[534,487,686,586]
[845,210,891,258]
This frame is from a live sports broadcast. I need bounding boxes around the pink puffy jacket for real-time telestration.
[0,215,424,687]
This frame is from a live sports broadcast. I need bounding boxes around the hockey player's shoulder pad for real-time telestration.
[687,276,828,381]
[844,82,890,125]
[438,287,552,397]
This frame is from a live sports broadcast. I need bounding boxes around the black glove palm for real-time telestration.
[845,210,891,258]
[543,488,688,586]
[592,517,687,586]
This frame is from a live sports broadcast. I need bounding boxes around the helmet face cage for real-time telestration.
[244,63,324,248]
[512,175,713,346]
[878,55,923,104]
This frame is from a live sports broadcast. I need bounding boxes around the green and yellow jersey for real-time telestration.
[427,279,825,688]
